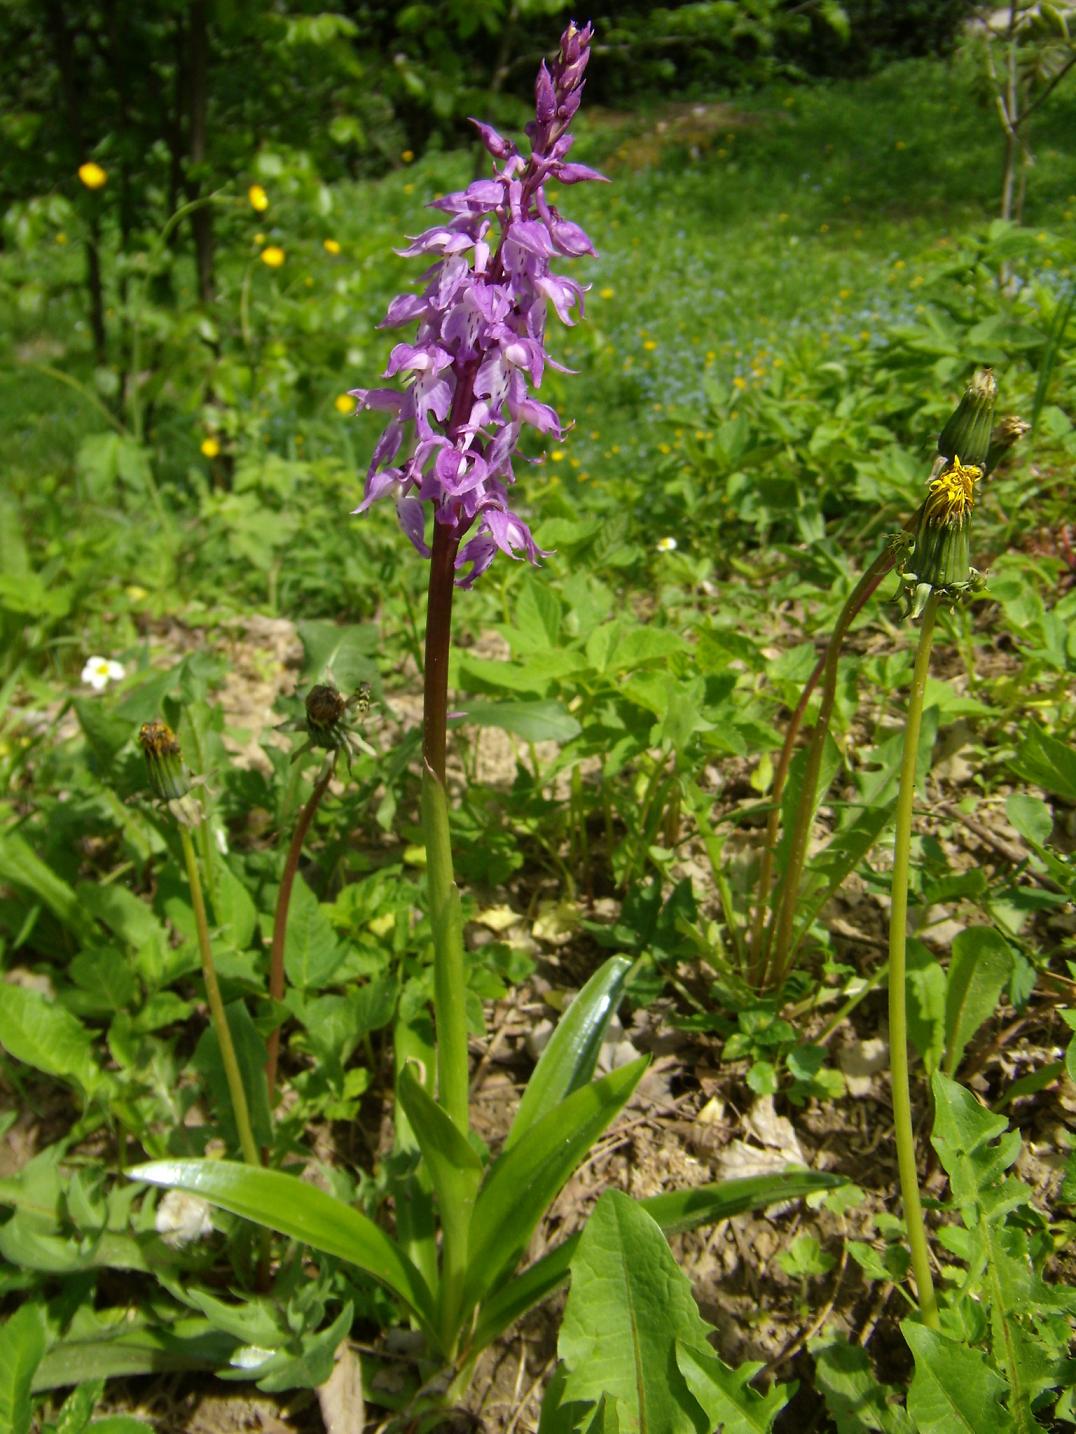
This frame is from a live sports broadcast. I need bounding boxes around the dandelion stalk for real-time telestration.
[265,759,335,1105]
[885,368,998,1330]
[139,721,259,1168]
[887,591,941,1330]
[266,683,374,1106]
[179,823,261,1169]
[756,544,900,990]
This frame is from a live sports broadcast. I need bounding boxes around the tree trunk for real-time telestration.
[187,0,215,304]
[45,0,108,366]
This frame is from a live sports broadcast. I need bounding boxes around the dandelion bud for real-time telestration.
[305,684,349,750]
[286,683,375,772]
[985,414,1031,476]
[138,721,189,801]
[937,368,997,468]
[139,720,203,824]
[899,457,982,618]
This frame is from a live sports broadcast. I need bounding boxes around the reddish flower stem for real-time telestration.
[265,761,335,1105]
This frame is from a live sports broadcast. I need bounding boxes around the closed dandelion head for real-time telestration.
[937,367,996,468]
[895,367,1004,621]
[287,683,375,773]
[138,720,203,824]
[985,415,1030,476]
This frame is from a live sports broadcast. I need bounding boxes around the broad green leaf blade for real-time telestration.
[32,1319,237,1393]
[811,1334,913,1433]
[463,1057,648,1316]
[0,985,105,1095]
[471,1170,844,1353]
[1009,723,1076,801]
[453,699,581,744]
[129,1160,433,1329]
[397,1064,481,1284]
[637,1170,845,1236]
[538,1364,621,1434]
[0,832,80,927]
[506,956,632,1151]
[943,927,1013,1076]
[930,1072,1021,1211]
[558,1190,711,1433]
[676,1343,788,1433]
[902,1322,1016,1434]
[0,1303,46,1434]
[297,620,379,690]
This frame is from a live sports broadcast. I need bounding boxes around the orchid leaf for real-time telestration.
[506,955,632,1150]
[129,1161,434,1333]
[462,1057,648,1317]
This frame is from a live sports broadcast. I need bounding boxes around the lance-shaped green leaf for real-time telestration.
[396,1061,481,1331]
[943,927,1013,1077]
[398,1063,483,1198]
[557,1189,716,1433]
[471,1169,843,1353]
[461,1057,648,1317]
[902,1322,1016,1434]
[31,1316,238,1393]
[0,1303,46,1434]
[506,956,632,1151]
[129,1161,434,1334]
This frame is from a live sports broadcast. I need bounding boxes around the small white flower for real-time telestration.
[155,1189,214,1247]
[80,656,125,690]
[655,536,678,552]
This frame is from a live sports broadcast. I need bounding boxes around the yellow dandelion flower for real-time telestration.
[925,457,980,526]
[248,184,269,212]
[643,339,657,351]
[335,393,355,415]
[550,449,565,462]
[254,231,266,244]
[201,437,221,459]
[403,183,415,195]
[401,149,414,163]
[323,238,342,255]
[599,287,615,299]
[733,376,747,390]
[260,246,285,268]
[78,162,107,190]
[55,232,68,245]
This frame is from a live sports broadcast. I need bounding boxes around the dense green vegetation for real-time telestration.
[1,14,1074,1432]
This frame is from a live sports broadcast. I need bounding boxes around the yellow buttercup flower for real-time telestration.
[335,394,355,415]
[201,437,221,459]
[260,246,285,268]
[78,162,107,190]
[323,238,341,255]
[248,184,269,212]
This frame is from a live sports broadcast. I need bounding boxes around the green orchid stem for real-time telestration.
[758,547,898,991]
[421,519,471,1352]
[888,590,941,1331]
[178,825,261,1169]
[265,757,335,1106]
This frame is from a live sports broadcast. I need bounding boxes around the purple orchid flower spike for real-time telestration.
[349,21,605,587]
